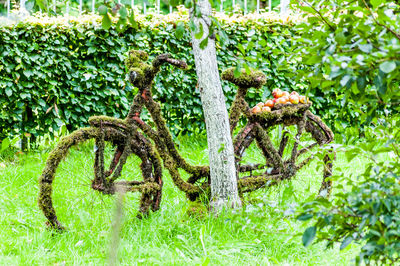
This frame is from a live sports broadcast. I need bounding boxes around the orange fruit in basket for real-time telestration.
[289,95,299,104]
[262,106,271,113]
[299,95,308,104]
[276,96,289,104]
[252,106,262,114]
[272,89,283,99]
[264,100,274,108]
[282,91,290,98]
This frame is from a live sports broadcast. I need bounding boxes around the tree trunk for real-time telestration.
[189,0,242,211]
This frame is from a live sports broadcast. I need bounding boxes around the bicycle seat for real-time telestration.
[222,67,266,89]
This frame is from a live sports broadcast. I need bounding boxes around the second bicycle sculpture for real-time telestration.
[38,50,334,230]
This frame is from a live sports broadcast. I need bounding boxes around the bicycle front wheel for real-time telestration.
[38,126,163,230]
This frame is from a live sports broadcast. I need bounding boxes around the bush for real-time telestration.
[0,12,301,140]
[0,10,371,141]
[294,0,400,264]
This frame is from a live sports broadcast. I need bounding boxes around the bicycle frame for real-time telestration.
[38,50,335,230]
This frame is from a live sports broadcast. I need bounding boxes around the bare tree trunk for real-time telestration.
[189,0,242,211]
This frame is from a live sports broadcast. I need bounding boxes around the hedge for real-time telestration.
[0,11,345,141]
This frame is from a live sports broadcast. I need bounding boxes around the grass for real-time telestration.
[0,134,364,265]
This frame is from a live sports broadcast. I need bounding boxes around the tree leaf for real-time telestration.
[102,14,112,30]
[297,213,313,221]
[119,6,128,19]
[184,0,193,8]
[169,0,179,7]
[199,37,208,49]
[379,61,396,74]
[98,5,108,15]
[195,23,204,40]
[1,138,10,152]
[340,236,353,250]
[370,0,381,9]
[302,226,316,247]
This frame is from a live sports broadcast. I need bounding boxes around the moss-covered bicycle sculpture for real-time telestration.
[38,50,334,230]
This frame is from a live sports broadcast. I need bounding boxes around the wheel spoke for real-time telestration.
[296,155,313,170]
[278,130,289,157]
[297,142,318,157]
[94,130,105,183]
[254,123,283,170]
[289,114,307,165]
[238,173,282,193]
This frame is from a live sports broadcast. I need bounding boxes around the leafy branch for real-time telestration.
[361,0,400,42]
[302,1,336,31]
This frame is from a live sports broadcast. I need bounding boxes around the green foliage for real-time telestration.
[294,0,400,264]
[291,0,400,139]
[0,13,300,139]
[0,135,357,264]
[298,120,400,264]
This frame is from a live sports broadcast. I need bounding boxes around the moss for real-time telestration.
[228,88,252,133]
[253,103,310,124]
[185,200,208,219]
[125,50,149,68]
[38,124,165,230]
[38,50,336,230]
[221,67,266,89]
[125,50,153,89]
[38,127,101,230]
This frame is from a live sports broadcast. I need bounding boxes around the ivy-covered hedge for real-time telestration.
[0,12,304,140]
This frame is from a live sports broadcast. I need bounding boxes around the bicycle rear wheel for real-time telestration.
[233,106,334,197]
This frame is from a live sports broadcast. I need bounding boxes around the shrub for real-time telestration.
[294,0,400,264]
[0,12,300,140]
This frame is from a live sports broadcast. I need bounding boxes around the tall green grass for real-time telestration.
[0,135,361,265]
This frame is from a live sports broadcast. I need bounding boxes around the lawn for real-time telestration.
[0,135,361,265]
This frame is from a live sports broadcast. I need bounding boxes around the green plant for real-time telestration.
[0,12,301,141]
[0,134,356,264]
[299,120,400,264]
[294,0,400,264]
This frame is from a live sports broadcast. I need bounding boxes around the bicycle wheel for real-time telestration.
[233,104,334,197]
[38,125,163,230]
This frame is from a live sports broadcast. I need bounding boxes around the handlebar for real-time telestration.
[126,50,187,89]
[152,53,188,70]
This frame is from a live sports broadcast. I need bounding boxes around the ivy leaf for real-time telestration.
[175,22,185,40]
[302,226,316,247]
[5,88,12,97]
[379,61,396,74]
